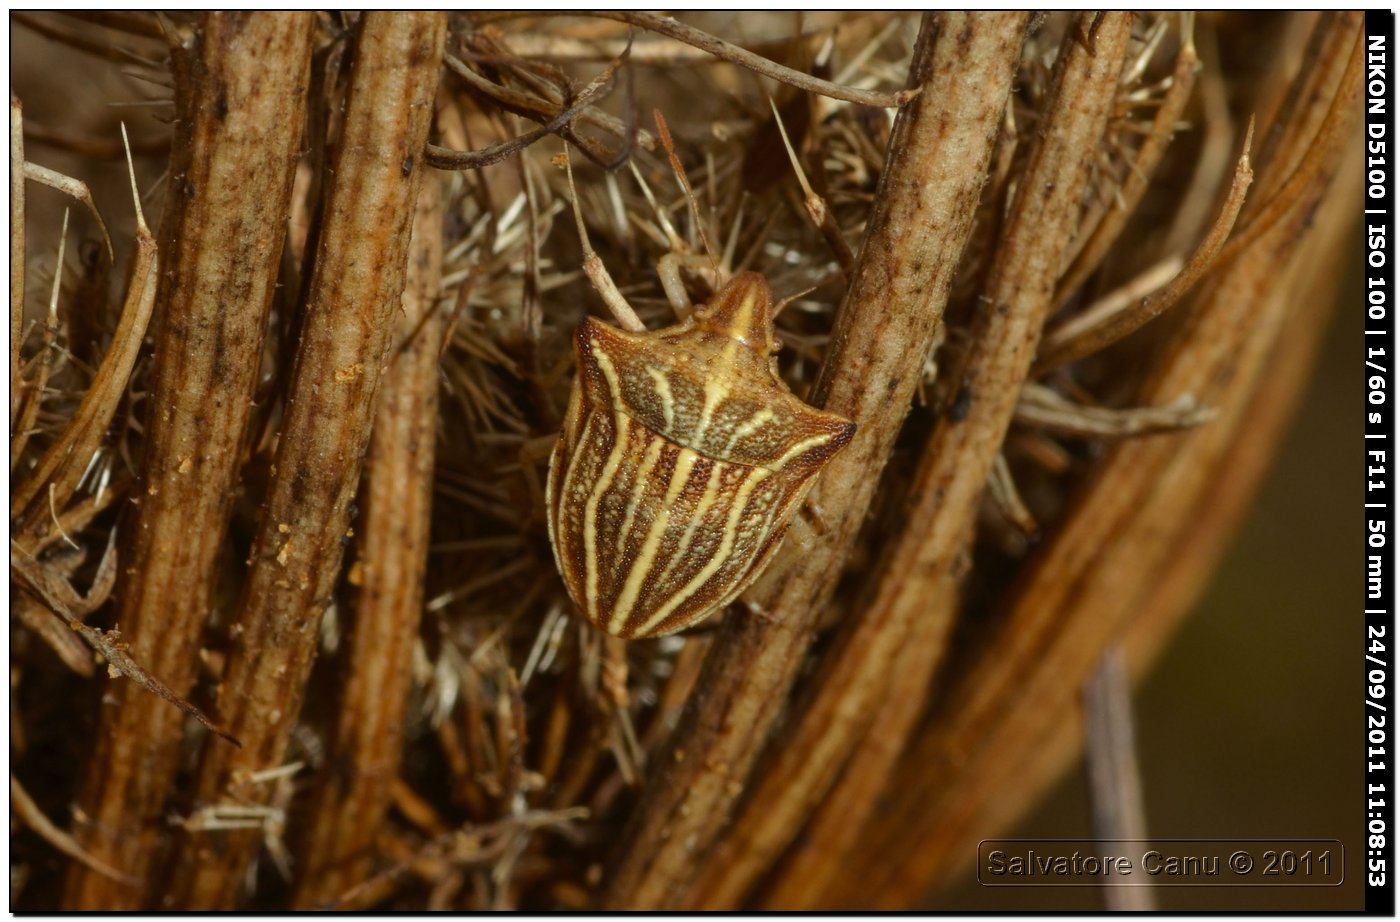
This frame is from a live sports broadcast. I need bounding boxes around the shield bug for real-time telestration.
[546,263,856,639]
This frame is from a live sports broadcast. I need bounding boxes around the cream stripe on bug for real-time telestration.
[634,463,771,636]
[610,427,669,566]
[768,433,850,470]
[635,459,725,622]
[608,445,701,634]
[579,352,631,623]
[551,409,611,605]
[723,407,776,456]
[647,366,676,431]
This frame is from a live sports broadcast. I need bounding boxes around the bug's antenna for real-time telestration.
[626,158,684,252]
[653,109,717,276]
[563,146,646,332]
[773,282,820,319]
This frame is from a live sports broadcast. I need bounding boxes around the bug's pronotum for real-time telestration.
[545,155,855,639]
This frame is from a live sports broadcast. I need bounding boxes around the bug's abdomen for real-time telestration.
[549,408,801,638]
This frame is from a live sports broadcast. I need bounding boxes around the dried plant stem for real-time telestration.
[599,13,1029,909]
[1084,649,1154,911]
[756,576,959,909]
[292,172,445,909]
[691,13,1133,908]
[1247,11,1360,195]
[1035,128,1252,375]
[831,21,1361,906]
[1055,34,1199,306]
[57,15,316,909]
[161,13,446,909]
[11,776,135,888]
[10,540,234,746]
[10,93,23,420]
[11,183,154,536]
[472,11,915,108]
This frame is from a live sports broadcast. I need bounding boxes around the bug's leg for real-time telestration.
[798,496,830,537]
[655,251,694,320]
[654,250,728,322]
[742,598,782,628]
[517,433,558,523]
[628,163,709,320]
[578,630,644,779]
[563,148,646,333]
[671,613,726,637]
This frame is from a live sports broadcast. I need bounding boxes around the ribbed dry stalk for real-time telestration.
[600,13,1029,909]
[291,172,445,909]
[692,12,1135,908]
[60,14,315,909]
[10,93,23,418]
[159,13,445,908]
[1054,28,1199,308]
[824,14,1363,908]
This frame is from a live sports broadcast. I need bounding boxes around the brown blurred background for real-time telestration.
[947,235,1364,910]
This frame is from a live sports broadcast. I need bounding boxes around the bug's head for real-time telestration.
[693,272,776,356]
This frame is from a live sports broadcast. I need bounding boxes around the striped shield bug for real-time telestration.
[546,269,855,638]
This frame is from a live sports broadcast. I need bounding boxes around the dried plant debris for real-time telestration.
[8,10,1358,911]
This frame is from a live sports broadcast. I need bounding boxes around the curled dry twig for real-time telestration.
[470,10,918,108]
[10,541,238,747]
[1036,121,1256,375]
[445,44,655,161]
[12,128,152,535]
[11,775,137,887]
[428,42,628,171]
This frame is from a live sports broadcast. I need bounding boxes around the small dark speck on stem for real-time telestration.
[948,384,973,422]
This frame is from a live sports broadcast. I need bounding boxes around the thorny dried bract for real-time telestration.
[10,10,1358,912]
